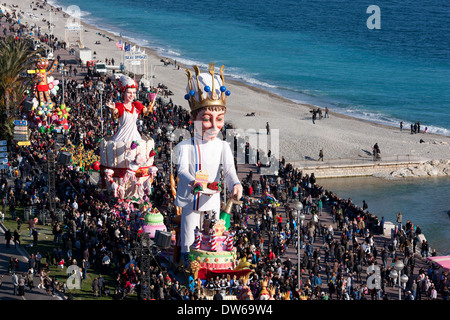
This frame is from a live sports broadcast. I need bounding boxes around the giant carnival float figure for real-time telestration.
[167,63,254,284]
[99,75,158,201]
[27,56,59,109]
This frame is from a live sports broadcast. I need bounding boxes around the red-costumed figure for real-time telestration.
[99,75,158,201]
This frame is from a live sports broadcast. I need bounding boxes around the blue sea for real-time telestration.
[47,0,450,253]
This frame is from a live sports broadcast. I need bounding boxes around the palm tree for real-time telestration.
[0,36,41,117]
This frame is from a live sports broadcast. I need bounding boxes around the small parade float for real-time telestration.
[23,56,71,134]
[186,210,254,281]
[142,206,167,239]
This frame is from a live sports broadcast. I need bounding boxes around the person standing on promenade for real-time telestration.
[4,228,11,248]
[396,212,403,230]
[379,216,385,235]
[266,122,270,135]
[421,240,429,258]
[92,277,99,297]
[18,273,25,296]
[28,216,36,237]
[27,269,35,292]
[12,272,18,296]
[13,230,20,247]
[98,274,105,297]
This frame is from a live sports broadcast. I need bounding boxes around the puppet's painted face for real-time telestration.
[37,58,49,69]
[194,108,225,140]
[125,87,136,103]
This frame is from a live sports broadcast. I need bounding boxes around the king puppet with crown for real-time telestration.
[99,75,158,201]
[174,63,244,272]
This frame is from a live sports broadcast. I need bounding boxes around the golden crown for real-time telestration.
[184,63,231,112]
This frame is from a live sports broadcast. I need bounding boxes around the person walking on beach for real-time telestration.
[325,107,329,118]
[318,149,324,161]
[372,143,381,161]
[400,121,403,131]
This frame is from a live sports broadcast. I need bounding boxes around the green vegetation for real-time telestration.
[0,36,43,140]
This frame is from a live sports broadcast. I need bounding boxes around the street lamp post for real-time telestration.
[60,62,65,105]
[294,200,304,291]
[97,81,104,134]
[166,124,175,176]
[390,259,408,300]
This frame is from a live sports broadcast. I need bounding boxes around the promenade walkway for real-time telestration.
[232,161,439,300]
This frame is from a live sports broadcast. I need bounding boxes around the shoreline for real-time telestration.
[4,0,450,165]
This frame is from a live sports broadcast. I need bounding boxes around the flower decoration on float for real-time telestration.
[57,104,71,120]
[184,63,231,112]
[47,76,60,96]
[60,142,99,172]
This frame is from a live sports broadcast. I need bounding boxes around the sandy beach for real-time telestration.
[4,0,450,165]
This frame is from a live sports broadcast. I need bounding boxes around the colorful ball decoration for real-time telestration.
[92,161,100,171]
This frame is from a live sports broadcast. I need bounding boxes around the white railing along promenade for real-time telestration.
[289,154,431,169]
